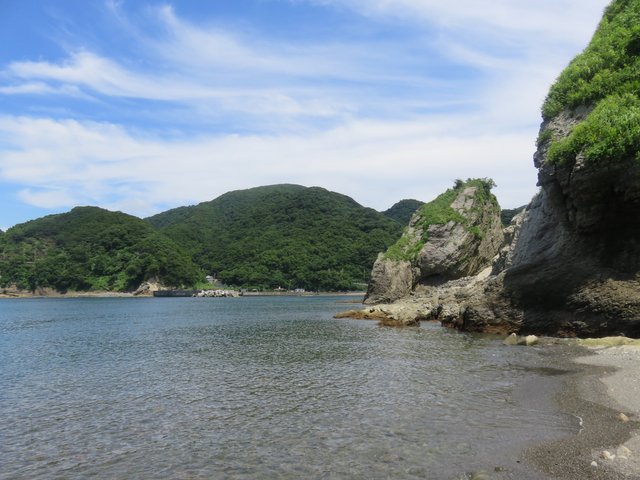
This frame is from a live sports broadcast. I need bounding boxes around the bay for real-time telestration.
[0,296,575,479]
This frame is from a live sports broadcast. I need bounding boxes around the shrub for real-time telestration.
[547,93,640,165]
[383,178,498,261]
[542,1,640,120]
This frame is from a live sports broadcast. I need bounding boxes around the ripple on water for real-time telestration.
[0,297,575,479]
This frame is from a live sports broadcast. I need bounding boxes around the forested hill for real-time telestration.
[382,199,425,225]
[0,207,201,292]
[147,184,403,291]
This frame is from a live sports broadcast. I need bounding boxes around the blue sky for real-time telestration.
[0,0,610,230]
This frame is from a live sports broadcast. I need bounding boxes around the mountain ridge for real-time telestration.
[1,185,406,293]
[0,206,201,292]
[148,184,403,291]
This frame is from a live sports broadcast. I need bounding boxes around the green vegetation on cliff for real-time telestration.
[0,207,201,292]
[541,0,640,165]
[382,199,425,225]
[547,93,640,165]
[148,185,402,291]
[384,178,498,261]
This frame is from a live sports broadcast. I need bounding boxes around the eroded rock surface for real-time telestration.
[365,255,416,304]
[365,180,503,306]
[353,3,640,335]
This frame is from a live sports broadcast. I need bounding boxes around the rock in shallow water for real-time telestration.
[502,333,539,346]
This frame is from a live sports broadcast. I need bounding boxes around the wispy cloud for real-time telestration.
[0,0,610,226]
[316,0,606,45]
[0,10,479,123]
[0,113,537,217]
[1,5,447,126]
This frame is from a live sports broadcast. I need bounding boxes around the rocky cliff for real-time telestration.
[365,179,503,305]
[459,0,640,337]
[353,1,640,336]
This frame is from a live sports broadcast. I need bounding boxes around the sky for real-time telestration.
[0,0,611,230]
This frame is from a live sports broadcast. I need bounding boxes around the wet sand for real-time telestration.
[525,343,640,479]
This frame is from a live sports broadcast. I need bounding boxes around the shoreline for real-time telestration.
[0,290,136,299]
[0,289,366,299]
[2,290,637,477]
[525,343,640,479]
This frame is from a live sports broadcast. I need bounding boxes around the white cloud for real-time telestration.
[17,188,78,209]
[0,114,537,219]
[3,50,366,126]
[0,1,611,225]
[0,3,487,127]
[317,0,607,46]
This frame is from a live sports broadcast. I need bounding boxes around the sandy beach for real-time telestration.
[525,342,640,480]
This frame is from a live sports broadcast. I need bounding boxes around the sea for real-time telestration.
[0,296,578,479]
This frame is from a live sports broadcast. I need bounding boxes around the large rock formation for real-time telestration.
[477,122,640,336]
[415,185,503,282]
[453,0,640,337]
[352,1,640,336]
[365,179,503,305]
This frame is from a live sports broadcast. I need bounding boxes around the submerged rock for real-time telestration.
[503,333,520,346]
[617,445,632,457]
[618,413,630,423]
[577,337,640,348]
[601,451,616,461]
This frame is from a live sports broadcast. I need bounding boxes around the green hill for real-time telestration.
[0,207,201,292]
[147,184,403,291]
[382,199,425,225]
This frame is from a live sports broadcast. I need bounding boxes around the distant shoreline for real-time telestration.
[0,290,135,299]
[241,291,364,298]
[0,289,365,299]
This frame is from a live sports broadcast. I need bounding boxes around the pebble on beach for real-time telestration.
[601,450,616,461]
[591,461,598,467]
[503,333,520,345]
[502,333,539,346]
[618,412,630,422]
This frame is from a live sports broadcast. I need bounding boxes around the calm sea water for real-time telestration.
[0,296,576,479]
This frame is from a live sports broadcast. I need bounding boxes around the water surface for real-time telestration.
[0,296,575,479]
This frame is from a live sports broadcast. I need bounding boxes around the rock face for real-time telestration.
[348,3,640,335]
[365,255,416,304]
[365,179,503,305]
[133,278,163,296]
[432,115,640,336]
[489,118,640,336]
[442,0,640,336]
[416,186,503,282]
